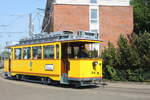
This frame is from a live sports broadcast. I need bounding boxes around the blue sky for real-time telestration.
[0,0,47,52]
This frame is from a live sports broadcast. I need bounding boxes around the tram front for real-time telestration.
[61,40,102,87]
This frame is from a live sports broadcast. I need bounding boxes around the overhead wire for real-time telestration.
[0,9,44,35]
[0,14,28,28]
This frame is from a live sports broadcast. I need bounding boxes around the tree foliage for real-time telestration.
[102,33,150,81]
[0,50,10,59]
[131,0,150,34]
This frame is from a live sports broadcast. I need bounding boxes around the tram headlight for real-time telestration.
[92,61,98,70]
[92,61,98,66]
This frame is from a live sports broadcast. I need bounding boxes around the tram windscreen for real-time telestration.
[61,42,100,59]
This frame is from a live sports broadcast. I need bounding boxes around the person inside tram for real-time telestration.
[77,45,89,58]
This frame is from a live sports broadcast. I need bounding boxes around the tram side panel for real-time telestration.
[10,59,62,81]
[68,59,103,81]
[79,60,103,79]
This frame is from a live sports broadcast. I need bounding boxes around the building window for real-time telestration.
[90,0,97,4]
[91,9,97,19]
[44,45,54,59]
[91,9,98,24]
[15,48,22,59]
[91,20,98,24]
[91,29,98,33]
[23,47,31,59]
[33,46,42,59]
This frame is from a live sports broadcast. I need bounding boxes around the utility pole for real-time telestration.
[29,13,33,37]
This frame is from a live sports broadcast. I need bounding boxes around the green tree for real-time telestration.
[102,33,150,81]
[131,0,150,34]
[102,42,119,80]
[117,35,142,81]
[102,42,118,67]
[132,32,150,69]
[118,35,140,69]
[0,50,10,59]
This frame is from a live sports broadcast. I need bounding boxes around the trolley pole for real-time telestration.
[29,13,33,37]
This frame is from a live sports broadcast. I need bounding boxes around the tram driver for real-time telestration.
[77,45,89,58]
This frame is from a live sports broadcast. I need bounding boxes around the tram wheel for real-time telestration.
[16,74,21,80]
[3,72,8,79]
[41,77,51,85]
[74,82,81,88]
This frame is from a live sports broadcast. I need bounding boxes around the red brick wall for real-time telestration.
[53,4,89,32]
[99,6,133,49]
[47,4,133,50]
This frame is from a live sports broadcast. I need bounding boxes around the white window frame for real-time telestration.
[89,6,100,35]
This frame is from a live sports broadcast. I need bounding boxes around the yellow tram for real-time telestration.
[3,31,102,87]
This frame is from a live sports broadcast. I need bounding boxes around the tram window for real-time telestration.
[44,45,54,59]
[15,48,22,59]
[68,47,71,55]
[33,46,42,59]
[23,47,31,59]
[11,49,13,59]
[56,45,59,59]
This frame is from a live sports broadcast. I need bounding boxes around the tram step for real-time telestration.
[60,77,69,85]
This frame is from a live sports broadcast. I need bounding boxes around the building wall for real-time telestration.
[53,4,89,31]
[52,4,133,48]
[55,0,130,6]
[42,0,133,50]
[100,6,133,48]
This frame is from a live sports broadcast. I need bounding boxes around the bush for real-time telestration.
[102,33,150,82]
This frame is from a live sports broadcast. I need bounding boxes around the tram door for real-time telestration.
[61,43,70,77]
[8,59,11,72]
[4,49,12,73]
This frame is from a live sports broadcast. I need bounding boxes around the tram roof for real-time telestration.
[6,31,102,48]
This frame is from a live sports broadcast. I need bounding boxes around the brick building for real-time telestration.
[42,0,133,49]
